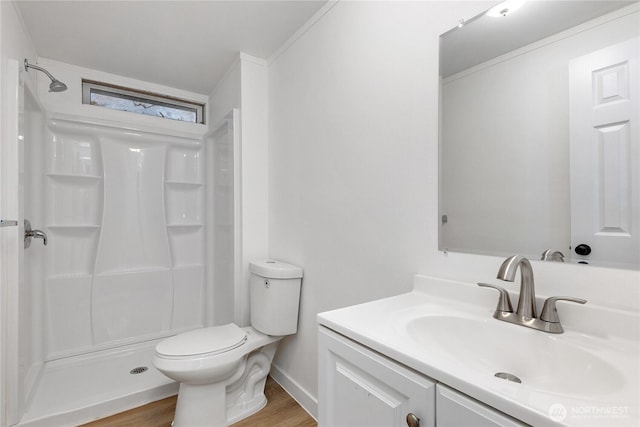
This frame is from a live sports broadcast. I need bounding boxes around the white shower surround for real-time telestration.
[43,116,206,360]
[0,53,215,425]
[15,113,208,426]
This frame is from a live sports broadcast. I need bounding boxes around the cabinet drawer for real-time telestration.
[319,326,435,427]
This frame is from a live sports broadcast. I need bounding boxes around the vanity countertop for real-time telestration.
[317,275,639,426]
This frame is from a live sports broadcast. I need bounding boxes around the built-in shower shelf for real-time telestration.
[166,223,203,228]
[46,273,93,280]
[164,140,204,149]
[46,224,100,229]
[164,181,203,187]
[46,173,103,181]
[173,263,205,269]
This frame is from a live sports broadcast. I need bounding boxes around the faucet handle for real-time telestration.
[541,249,565,262]
[477,283,513,313]
[540,296,587,323]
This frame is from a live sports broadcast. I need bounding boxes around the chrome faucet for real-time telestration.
[496,255,536,318]
[478,255,586,333]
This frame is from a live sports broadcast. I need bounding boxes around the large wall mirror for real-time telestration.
[439,1,639,270]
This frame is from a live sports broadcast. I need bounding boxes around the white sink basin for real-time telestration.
[406,314,625,396]
[319,275,640,425]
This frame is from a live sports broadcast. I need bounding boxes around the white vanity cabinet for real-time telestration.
[318,326,436,427]
[319,326,528,427]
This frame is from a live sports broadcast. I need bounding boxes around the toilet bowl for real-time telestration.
[152,260,303,426]
[153,325,281,426]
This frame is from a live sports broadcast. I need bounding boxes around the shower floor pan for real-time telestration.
[17,340,178,427]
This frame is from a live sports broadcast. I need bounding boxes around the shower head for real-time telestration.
[24,59,68,92]
[48,79,68,93]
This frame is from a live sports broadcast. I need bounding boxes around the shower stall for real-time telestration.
[0,59,241,426]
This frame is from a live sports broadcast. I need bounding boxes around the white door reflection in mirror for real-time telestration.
[570,37,639,268]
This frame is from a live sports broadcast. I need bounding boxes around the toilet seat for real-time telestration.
[156,323,247,359]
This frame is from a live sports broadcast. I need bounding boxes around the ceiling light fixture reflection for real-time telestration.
[486,0,526,17]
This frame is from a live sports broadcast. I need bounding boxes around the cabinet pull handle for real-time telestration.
[406,413,420,427]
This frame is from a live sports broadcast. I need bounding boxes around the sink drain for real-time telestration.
[494,372,521,383]
[130,366,148,375]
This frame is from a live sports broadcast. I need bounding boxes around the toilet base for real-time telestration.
[173,381,227,427]
[166,335,281,426]
[226,392,267,425]
[170,380,270,426]
[226,341,279,424]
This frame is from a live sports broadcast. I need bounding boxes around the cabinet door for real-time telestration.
[318,327,435,427]
[436,384,527,427]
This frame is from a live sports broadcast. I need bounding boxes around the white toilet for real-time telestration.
[152,260,303,426]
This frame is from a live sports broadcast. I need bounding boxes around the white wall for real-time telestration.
[209,57,241,128]
[267,0,640,418]
[207,54,269,327]
[208,58,241,327]
[1,3,37,86]
[237,54,269,326]
[268,0,493,415]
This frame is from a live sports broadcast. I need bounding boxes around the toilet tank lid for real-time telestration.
[249,260,303,279]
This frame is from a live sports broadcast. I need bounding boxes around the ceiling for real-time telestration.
[16,0,327,94]
[441,1,638,77]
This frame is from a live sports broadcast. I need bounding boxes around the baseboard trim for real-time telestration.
[269,365,318,421]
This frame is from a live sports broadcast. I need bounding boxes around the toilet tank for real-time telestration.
[249,260,303,336]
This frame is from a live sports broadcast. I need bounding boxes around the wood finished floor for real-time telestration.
[81,376,316,427]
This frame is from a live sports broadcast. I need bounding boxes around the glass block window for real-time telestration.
[82,80,205,124]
